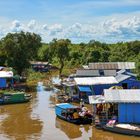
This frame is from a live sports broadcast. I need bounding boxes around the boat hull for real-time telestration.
[0,99,30,105]
[57,115,92,125]
[0,92,32,105]
[103,125,140,136]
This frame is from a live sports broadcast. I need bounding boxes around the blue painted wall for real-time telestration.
[92,77,140,95]
[77,77,140,103]
[0,78,6,88]
[92,84,112,95]
[118,103,140,124]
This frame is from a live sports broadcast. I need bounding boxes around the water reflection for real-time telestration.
[89,127,140,140]
[0,102,43,140]
[55,117,82,139]
[51,76,61,85]
[0,79,140,140]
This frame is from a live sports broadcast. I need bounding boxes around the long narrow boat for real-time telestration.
[0,91,32,105]
[55,103,92,125]
[103,124,140,136]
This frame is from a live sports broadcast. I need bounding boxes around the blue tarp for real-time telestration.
[78,86,91,92]
[56,103,77,109]
[55,103,78,116]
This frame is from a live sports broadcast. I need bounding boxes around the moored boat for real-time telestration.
[56,94,71,103]
[55,103,92,125]
[103,124,140,136]
[0,91,32,105]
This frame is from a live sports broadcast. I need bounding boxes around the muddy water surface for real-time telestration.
[0,83,139,140]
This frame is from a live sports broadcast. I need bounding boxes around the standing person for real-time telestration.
[80,99,84,108]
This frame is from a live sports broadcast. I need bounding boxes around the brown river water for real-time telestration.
[0,82,140,140]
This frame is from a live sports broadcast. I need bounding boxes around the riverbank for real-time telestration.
[25,70,59,92]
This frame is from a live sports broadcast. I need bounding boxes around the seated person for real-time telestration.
[73,109,79,119]
[79,111,85,117]
[106,119,116,127]
[79,106,92,118]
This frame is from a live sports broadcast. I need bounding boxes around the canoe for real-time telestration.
[0,91,32,105]
[55,103,92,125]
[103,124,140,136]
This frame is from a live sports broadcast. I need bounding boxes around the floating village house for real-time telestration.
[73,62,140,103]
[89,89,140,124]
[30,61,51,72]
[0,67,14,89]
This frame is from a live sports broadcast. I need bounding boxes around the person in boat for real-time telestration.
[73,109,79,119]
[79,105,86,117]
[79,105,92,118]
[66,109,73,120]
[80,99,84,108]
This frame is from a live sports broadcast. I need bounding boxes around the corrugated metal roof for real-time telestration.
[104,89,140,103]
[115,74,131,82]
[117,69,126,74]
[76,70,100,76]
[0,71,13,78]
[89,95,105,104]
[89,89,140,104]
[117,69,137,77]
[89,62,135,70]
[74,77,118,85]
[125,71,137,77]
[76,69,117,77]
[104,70,116,76]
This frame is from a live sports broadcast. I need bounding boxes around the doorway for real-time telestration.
[122,83,128,89]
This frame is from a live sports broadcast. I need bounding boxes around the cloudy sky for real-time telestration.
[0,0,140,43]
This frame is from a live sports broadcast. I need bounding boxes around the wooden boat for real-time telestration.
[103,124,140,136]
[53,83,63,90]
[55,103,92,125]
[0,91,32,105]
[56,94,71,103]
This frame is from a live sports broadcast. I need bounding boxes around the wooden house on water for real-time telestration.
[30,61,51,72]
[0,70,14,89]
[72,62,140,103]
[89,89,140,131]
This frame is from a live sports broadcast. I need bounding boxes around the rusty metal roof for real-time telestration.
[88,62,135,70]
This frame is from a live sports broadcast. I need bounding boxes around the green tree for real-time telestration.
[49,39,70,75]
[1,31,41,75]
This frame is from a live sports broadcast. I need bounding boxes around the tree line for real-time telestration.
[0,31,140,78]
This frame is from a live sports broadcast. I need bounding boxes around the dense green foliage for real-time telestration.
[0,31,41,75]
[49,39,70,75]
[38,40,140,77]
[0,31,140,77]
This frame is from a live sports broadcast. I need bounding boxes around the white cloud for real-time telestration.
[48,24,63,35]
[11,20,23,32]
[42,24,48,30]
[0,15,140,43]
[27,20,36,30]
[102,16,140,39]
